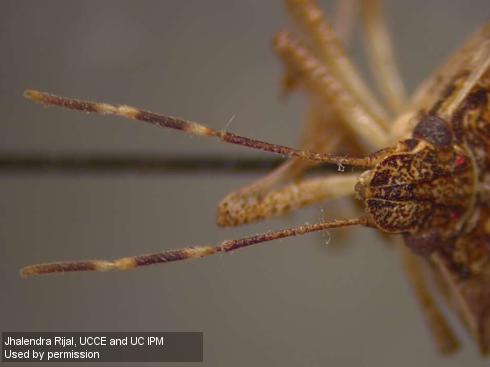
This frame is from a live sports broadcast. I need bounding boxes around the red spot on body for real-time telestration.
[455,155,466,167]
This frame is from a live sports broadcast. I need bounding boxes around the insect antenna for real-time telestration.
[20,217,367,277]
[24,90,389,169]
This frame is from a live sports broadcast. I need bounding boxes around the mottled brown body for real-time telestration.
[356,138,474,237]
[354,31,490,351]
[430,68,490,353]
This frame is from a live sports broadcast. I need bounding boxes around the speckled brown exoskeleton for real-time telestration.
[15,0,490,356]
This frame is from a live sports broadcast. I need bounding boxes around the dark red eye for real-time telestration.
[450,211,461,221]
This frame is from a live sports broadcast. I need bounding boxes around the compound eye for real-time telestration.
[413,115,452,147]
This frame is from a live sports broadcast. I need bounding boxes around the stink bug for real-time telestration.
[9,0,490,359]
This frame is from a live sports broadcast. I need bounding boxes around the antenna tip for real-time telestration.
[19,266,36,278]
[24,89,43,102]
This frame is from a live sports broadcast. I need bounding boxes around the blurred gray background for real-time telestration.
[1,1,489,366]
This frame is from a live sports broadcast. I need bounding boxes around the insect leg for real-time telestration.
[410,20,490,114]
[273,31,389,148]
[218,0,363,225]
[217,172,358,227]
[21,218,366,277]
[219,0,367,225]
[360,0,407,114]
[284,0,389,128]
[437,39,490,119]
[401,245,460,354]
[216,104,363,227]
[391,22,490,140]
[333,0,359,46]
[283,0,360,93]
